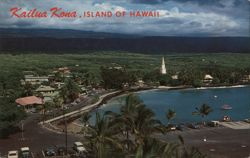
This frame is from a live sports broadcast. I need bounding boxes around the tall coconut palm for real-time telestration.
[166,109,176,125]
[133,104,165,147]
[194,104,213,125]
[135,137,179,158]
[178,135,207,158]
[80,112,91,126]
[1,81,6,97]
[85,112,123,158]
[80,112,91,136]
[105,94,144,151]
[107,94,165,151]
[119,94,144,148]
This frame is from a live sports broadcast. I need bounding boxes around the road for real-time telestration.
[43,91,121,124]
[0,114,79,157]
[0,91,121,157]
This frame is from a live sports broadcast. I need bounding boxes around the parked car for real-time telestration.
[176,124,185,131]
[44,148,56,157]
[166,124,176,131]
[20,147,30,158]
[73,142,86,154]
[55,145,66,156]
[244,118,250,123]
[207,121,219,127]
[8,151,18,158]
[187,123,200,129]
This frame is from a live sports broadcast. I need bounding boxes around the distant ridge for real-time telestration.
[0,28,140,38]
[0,28,249,54]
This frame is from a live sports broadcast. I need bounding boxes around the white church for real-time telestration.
[160,57,179,80]
[160,57,166,74]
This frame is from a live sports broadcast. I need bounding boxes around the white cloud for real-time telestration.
[0,0,247,36]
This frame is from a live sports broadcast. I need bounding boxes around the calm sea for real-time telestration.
[90,86,250,124]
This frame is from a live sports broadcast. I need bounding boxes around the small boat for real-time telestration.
[222,115,231,122]
[221,104,232,110]
[214,95,218,98]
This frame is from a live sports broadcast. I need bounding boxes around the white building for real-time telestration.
[161,57,167,74]
[203,74,213,83]
[21,75,49,85]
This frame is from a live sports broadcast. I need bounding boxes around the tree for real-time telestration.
[53,96,64,109]
[0,98,26,138]
[104,94,165,152]
[194,104,213,125]
[42,102,54,122]
[158,74,171,86]
[60,79,80,103]
[82,93,207,158]
[84,71,99,87]
[135,137,179,158]
[113,94,144,151]
[178,135,207,158]
[133,105,165,146]
[166,109,176,125]
[80,112,91,126]
[23,82,33,96]
[100,66,132,89]
[85,112,123,158]
[1,81,7,97]
[142,69,161,85]
[192,79,202,88]
[80,112,91,137]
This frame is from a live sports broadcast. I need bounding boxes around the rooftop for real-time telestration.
[36,85,55,92]
[16,96,43,106]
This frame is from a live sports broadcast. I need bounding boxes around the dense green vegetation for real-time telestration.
[0,97,26,138]
[1,52,250,78]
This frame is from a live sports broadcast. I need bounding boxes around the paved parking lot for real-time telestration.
[218,121,250,129]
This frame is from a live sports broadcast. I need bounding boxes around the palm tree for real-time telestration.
[132,104,165,147]
[53,96,64,109]
[85,112,123,158]
[60,79,80,103]
[80,112,91,126]
[42,101,53,123]
[1,81,6,97]
[105,94,144,152]
[194,104,213,125]
[135,137,179,158]
[119,94,144,149]
[80,112,91,136]
[178,135,207,158]
[106,94,165,152]
[166,108,176,125]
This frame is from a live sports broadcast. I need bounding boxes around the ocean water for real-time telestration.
[90,86,250,124]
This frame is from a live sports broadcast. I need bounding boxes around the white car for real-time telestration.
[8,151,18,158]
[73,142,86,153]
[20,147,30,158]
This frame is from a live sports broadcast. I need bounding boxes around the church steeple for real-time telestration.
[161,57,166,74]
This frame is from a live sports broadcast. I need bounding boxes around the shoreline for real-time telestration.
[42,84,249,132]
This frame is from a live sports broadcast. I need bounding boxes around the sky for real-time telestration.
[0,0,249,36]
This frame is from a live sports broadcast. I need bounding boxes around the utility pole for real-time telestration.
[63,105,68,156]
[20,120,25,141]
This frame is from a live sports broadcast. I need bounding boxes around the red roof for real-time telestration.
[15,96,43,106]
